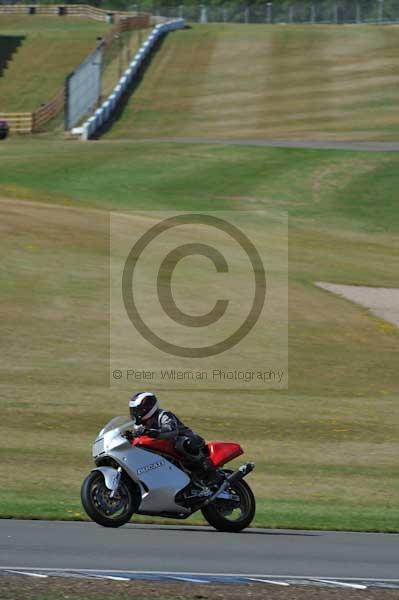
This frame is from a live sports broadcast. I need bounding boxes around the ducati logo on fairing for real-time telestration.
[137,460,166,475]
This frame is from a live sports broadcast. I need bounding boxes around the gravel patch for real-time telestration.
[316,283,399,327]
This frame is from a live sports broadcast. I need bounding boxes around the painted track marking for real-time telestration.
[311,578,367,590]
[85,573,131,582]
[169,576,210,583]
[2,568,399,589]
[6,570,48,578]
[249,577,290,586]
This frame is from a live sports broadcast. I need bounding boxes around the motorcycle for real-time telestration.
[81,416,256,532]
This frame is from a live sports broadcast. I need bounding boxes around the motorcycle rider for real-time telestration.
[128,392,222,483]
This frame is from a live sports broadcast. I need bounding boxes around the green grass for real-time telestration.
[0,16,108,110]
[106,24,399,142]
[0,138,398,531]
[1,491,398,533]
[1,139,399,233]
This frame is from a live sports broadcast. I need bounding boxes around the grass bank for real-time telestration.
[0,16,108,110]
[0,139,398,531]
[106,24,399,142]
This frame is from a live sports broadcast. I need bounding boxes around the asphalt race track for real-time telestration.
[1,520,399,589]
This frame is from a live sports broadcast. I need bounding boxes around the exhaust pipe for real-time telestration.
[203,462,255,506]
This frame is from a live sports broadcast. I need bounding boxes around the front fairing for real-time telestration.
[93,417,133,460]
[93,416,190,514]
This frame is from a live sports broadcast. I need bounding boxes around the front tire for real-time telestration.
[81,470,140,528]
[201,478,255,532]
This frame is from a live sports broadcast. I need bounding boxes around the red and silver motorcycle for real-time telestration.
[81,416,256,532]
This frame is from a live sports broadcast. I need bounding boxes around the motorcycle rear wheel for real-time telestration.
[81,470,139,528]
[201,477,255,533]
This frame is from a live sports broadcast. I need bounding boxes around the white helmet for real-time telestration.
[129,392,159,423]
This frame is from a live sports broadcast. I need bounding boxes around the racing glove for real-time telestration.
[124,430,135,442]
[133,424,146,436]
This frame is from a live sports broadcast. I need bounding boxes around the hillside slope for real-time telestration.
[107,24,399,141]
[0,16,108,110]
[0,139,399,529]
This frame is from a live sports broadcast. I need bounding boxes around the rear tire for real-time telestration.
[81,470,140,528]
[201,478,255,533]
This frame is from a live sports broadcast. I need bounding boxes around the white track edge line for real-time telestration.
[311,578,367,590]
[0,567,397,582]
[83,573,131,582]
[6,570,48,578]
[249,578,290,586]
[169,576,210,583]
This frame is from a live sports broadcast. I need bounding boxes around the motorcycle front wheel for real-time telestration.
[81,470,139,528]
[201,477,256,533]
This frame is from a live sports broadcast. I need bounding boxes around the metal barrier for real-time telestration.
[65,46,103,130]
[153,1,399,25]
[65,15,150,130]
[75,19,186,140]
[0,10,150,133]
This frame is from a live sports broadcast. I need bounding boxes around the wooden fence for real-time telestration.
[0,112,32,133]
[0,94,63,133]
[0,8,150,132]
[32,87,65,131]
[101,15,150,49]
[0,4,150,22]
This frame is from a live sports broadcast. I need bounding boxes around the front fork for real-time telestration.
[109,466,122,499]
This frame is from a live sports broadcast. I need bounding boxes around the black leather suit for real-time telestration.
[137,409,209,470]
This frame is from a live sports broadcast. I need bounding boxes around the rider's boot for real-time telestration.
[200,457,225,485]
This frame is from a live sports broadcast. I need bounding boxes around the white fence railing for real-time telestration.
[74,19,185,140]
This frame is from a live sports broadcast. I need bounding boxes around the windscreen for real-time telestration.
[99,416,133,436]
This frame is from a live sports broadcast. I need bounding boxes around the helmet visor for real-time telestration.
[130,405,148,419]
